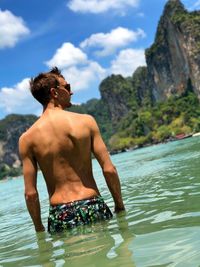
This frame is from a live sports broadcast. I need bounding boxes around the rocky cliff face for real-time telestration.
[99,75,136,127]
[146,0,200,101]
[0,114,37,169]
[99,68,151,128]
[100,0,200,124]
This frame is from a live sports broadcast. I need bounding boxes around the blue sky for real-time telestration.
[0,0,199,119]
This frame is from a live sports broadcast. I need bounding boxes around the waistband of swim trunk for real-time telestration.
[49,195,104,211]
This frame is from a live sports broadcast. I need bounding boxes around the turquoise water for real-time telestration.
[0,137,200,266]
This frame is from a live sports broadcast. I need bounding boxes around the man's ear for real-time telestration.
[50,88,58,98]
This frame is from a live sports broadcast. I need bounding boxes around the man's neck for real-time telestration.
[43,102,64,113]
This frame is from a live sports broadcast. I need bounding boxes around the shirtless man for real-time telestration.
[19,67,125,233]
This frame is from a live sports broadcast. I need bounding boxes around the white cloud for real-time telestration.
[0,79,42,116]
[45,42,88,68]
[136,12,144,17]
[62,62,106,91]
[45,42,107,91]
[80,27,146,56]
[193,0,200,8]
[0,9,30,49]
[110,48,146,77]
[67,0,139,14]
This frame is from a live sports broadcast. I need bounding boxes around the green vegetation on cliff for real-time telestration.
[0,114,37,180]
[109,90,200,151]
[0,164,21,180]
[0,114,37,141]
[70,72,200,152]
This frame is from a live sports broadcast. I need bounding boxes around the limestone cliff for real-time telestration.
[0,114,37,174]
[146,0,200,101]
[100,0,200,124]
[99,75,136,128]
[99,67,152,129]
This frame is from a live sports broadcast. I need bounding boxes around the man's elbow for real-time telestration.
[25,190,38,202]
[103,164,117,176]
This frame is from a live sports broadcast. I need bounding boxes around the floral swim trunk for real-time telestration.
[48,196,113,233]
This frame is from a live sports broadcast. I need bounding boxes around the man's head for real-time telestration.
[30,67,72,108]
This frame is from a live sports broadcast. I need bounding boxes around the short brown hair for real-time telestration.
[30,67,64,105]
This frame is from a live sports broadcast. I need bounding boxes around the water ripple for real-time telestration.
[1,137,200,266]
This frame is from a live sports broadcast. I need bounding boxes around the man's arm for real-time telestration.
[89,116,125,212]
[19,134,45,232]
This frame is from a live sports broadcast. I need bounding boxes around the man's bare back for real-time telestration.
[22,109,100,205]
[19,67,124,232]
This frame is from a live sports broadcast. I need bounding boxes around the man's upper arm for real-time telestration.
[19,135,38,194]
[89,116,112,168]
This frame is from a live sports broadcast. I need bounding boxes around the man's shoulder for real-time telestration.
[19,129,32,147]
[18,129,34,156]
[19,121,38,145]
[67,112,95,123]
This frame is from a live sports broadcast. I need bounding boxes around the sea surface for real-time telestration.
[0,136,200,267]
